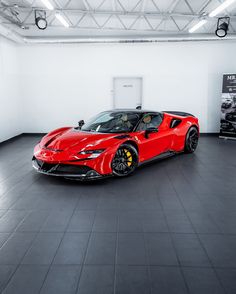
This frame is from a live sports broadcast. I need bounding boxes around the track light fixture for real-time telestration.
[35,10,47,30]
[215,17,230,38]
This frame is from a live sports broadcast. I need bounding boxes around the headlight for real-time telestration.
[79,149,105,159]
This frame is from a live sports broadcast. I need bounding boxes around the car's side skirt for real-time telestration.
[138,150,179,167]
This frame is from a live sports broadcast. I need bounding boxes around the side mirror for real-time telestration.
[78,120,85,129]
[145,127,158,138]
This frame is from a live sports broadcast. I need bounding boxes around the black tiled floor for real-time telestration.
[40,265,82,294]
[149,266,188,294]
[115,265,151,294]
[53,233,89,265]
[0,135,236,293]
[84,233,116,265]
[182,267,225,294]
[2,265,48,294]
[77,265,114,294]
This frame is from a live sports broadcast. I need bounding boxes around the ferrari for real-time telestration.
[32,109,199,180]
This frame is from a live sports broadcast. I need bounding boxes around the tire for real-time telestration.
[184,126,199,153]
[112,143,138,177]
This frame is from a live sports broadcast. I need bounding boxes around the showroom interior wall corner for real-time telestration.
[0,36,21,143]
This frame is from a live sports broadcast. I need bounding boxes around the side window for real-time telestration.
[137,114,163,131]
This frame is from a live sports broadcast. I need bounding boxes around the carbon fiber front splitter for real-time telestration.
[32,158,112,181]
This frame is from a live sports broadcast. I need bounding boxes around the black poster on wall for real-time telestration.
[220,74,236,139]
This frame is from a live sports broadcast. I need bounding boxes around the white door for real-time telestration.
[113,77,142,109]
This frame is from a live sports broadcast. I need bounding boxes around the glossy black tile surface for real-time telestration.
[0,135,236,293]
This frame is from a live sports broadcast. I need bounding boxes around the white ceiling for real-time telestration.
[0,0,236,40]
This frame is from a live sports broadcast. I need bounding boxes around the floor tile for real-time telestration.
[77,265,114,294]
[92,211,118,232]
[40,210,73,232]
[117,233,147,265]
[164,211,194,233]
[54,233,89,265]
[145,233,178,266]
[0,265,16,292]
[183,267,225,294]
[2,265,48,294]
[0,233,35,264]
[199,234,236,267]
[150,266,188,294]
[0,233,10,247]
[16,210,49,232]
[40,265,81,294]
[115,265,151,294]
[67,211,95,232]
[21,233,63,265]
[0,210,28,232]
[172,234,211,267]
[85,233,116,265]
[216,268,236,294]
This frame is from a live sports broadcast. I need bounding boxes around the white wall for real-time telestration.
[0,36,20,143]
[0,39,235,139]
[18,40,236,134]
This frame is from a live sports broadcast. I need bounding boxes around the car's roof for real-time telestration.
[104,109,160,114]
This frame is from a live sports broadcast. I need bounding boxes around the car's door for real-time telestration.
[134,113,173,162]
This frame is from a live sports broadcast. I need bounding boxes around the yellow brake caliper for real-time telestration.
[124,149,132,166]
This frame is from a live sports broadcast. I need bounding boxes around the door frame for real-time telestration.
[112,76,143,109]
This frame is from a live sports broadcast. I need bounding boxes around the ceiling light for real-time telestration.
[36,17,47,30]
[189,20,207,33]
[40,0,54,10]
[209,0,236,17]
[35,10,47,30]
[215,17,230,38]
[55,13,69,28]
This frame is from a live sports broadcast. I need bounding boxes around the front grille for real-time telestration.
[34,158,92,175]
[56,165,92,174]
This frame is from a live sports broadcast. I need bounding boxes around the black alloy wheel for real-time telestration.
[112,144,138,177]
[184,127,199,153]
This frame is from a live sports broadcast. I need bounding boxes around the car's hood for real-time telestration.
[41,128,120,152]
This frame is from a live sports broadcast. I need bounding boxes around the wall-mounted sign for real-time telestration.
[222,74,236,93]
[220,74,236,140]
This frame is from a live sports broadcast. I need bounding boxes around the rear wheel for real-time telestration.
[184,127,199,153]
[112,144,138,177]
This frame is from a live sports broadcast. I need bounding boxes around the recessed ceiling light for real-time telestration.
[209,0,236,17]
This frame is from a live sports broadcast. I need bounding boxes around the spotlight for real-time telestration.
[35,10,47,30]
[215,17,230,38]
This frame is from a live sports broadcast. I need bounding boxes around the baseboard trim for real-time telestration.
[200,133,219,137]
[0,134,23,146]
[0,133,46,146]
[22,133,47,136]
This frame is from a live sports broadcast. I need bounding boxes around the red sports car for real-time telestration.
[32,109,199,180]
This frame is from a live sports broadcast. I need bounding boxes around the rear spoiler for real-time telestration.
[164,111,195,117]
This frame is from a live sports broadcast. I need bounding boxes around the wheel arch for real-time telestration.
[189,124,199,134]
[122,140,139,153]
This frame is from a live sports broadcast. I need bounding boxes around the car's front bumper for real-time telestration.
[32,157,111,180]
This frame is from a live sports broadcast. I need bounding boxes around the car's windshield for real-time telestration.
[81,112,141,133]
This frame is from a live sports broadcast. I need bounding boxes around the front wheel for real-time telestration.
[184,127,199,153]
[112,144,138,177]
